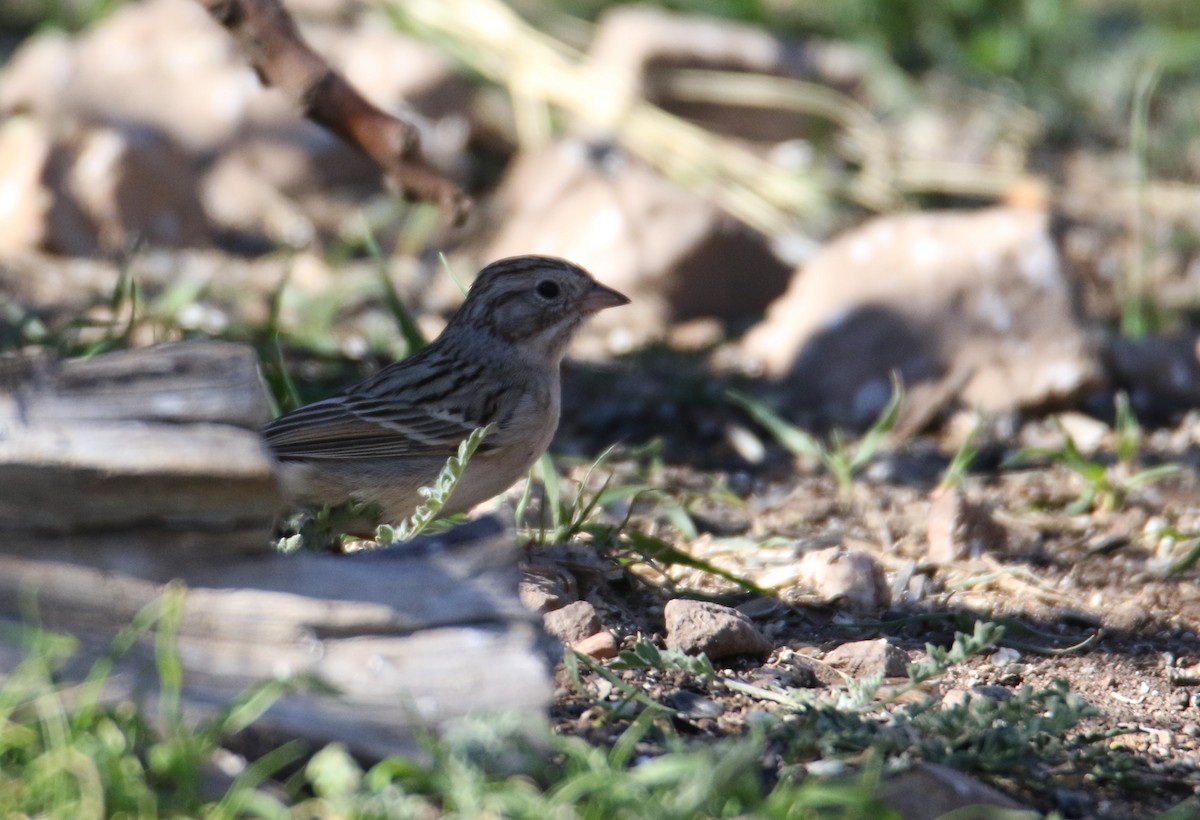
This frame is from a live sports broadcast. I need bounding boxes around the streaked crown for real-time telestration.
[447,256,629,360]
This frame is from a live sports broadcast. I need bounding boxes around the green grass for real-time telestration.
[727,375,903,495]
[0,585,305,818]
[11,599,1140,819]
[1005,395,1181,515]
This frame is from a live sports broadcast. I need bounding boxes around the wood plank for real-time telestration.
[0,519,553,758]
[0,341,273,429]
[0,341,281,543]
[0,422,281,535]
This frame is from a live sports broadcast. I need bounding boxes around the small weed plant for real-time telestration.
[727,375,903,494]
[1007,393,1180,514]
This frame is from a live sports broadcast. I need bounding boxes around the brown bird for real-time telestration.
[264,255,629,526]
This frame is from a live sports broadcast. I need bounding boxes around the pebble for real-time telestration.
[664,599,774,660]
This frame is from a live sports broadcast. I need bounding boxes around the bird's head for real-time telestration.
[450,255,629,363]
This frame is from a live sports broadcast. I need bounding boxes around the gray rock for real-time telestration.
[664,599,773,660]
[542,600,602,645]
[878,763,1031,820]
[742,207,1101,427]
[823,639,909,679]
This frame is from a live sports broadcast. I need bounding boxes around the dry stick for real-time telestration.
[197,0,470,225]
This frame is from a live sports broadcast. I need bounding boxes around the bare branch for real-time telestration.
[198,0,470,225]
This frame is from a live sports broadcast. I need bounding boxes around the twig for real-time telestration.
[197,0,470,225]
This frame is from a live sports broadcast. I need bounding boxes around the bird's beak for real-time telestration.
[580,281,631,314]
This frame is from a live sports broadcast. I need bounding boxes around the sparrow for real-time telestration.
[263,255,629,528]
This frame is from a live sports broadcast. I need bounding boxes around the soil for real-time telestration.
[543,361,1200,819]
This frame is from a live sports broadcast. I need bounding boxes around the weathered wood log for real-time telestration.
[0,518,554,758]
[0,340,273,428]
[0,342,554,758]
[0,341,282,545]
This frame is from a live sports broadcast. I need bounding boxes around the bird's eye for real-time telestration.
[535,279,561,299]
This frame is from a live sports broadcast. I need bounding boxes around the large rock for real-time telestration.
[0,117,210,255]
[0,0,470,250]
[484,140,791,355]
[1107,334,1200,424]
[741,208,1101,426]
[0,117,54,255]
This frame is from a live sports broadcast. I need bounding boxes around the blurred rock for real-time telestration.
[1108,335,1200,424]
[795,545,890,613]
[664,599,773,660]
[542,600,602,645]
[586,5,868,142]
[945,686,1012,710]
[1055,411,1109,455]
[668,690,724,719]
[0,0,470,250]
[741,208,1101,427]
[878,763,1030,820]
[824,638,908,679]
[0,0,280,150]
[485,139,791,355]
[0,117,53,254]
[0,117,211,254]
[519,563,579,613]
[67,124,212,252]
[926,487,1008,564]
[572,631,619,660]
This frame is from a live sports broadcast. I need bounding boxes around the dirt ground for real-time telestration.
[544,360,1200,819]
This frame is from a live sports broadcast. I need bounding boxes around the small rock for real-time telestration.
[519,563,579,613]
[878,763,1030,820]
[796,545,890,613]
[823,638,908,678]
[747,661,819,690]
[944,684,1014,709]
[971,684,1014,702]
[1056,412,1109,455]
[926,486,1009,563]
[941,688,973,709]
[664,599,774,660]
[989,647,1022,667]
[572,631,619,660]
[543,601,602,645]
[668,690,725,719]
[1167,661,1200,687]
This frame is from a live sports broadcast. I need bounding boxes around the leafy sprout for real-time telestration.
[376,423,496,545]
[1005,398,1180,514]
[727,373,904,494]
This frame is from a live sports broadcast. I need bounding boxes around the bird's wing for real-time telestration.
[263,341,519,461]
[263,393,487,460]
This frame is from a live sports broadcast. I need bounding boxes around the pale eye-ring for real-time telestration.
[535,279,561,300]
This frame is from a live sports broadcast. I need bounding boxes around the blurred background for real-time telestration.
[1,0,1199,457]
